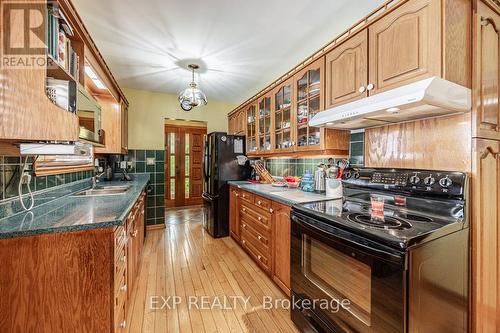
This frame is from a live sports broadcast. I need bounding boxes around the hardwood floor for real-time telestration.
[126,207,299,333]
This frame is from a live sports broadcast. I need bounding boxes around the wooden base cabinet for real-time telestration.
[0,192,146,333]
[471,138,500,332]
[271,202,291,297]
[229,186,291,296]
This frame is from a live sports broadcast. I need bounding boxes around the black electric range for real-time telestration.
[290,168,469,333]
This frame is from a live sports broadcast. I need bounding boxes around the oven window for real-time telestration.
[302,234,372,326]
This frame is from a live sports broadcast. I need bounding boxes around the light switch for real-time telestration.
[146,157,156,165]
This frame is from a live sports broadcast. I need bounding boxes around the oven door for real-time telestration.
[291,210,407,333]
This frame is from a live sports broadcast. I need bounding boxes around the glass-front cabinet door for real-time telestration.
[258,94,272,152]
[273,79,294,152]
[246,103,257,153]
[295,58,324,150]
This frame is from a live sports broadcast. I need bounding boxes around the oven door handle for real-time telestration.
[292,214,406,266]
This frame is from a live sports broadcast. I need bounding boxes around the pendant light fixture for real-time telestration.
[178,64,208,111]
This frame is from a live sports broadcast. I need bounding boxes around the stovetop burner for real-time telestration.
[347,213,412,230]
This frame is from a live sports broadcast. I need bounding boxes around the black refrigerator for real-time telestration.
[202,132,251,238]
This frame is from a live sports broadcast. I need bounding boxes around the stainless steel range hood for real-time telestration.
[309,77,471,129]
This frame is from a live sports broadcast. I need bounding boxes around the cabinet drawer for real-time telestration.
[114,293,127,333]
[240,191,254,204]
[254,195,271,211]
[240,203,271,231]
[114,242,127,281]
[241,235,270,272]
[114,225,127,250]
[241,221,270,255]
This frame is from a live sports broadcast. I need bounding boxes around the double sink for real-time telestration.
[73,185,131,197]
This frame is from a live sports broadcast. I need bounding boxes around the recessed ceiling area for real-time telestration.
[73,0,385,103]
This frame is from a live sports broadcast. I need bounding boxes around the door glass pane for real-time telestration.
[302,235,372,326]
[185,133,190,155]
[297,73,308,100]
[170,155,175,178]
[169,132,175,153]
[185,178,190,199]
[170,178,175,199]
[185,155,190,176]
[309,69,320,95]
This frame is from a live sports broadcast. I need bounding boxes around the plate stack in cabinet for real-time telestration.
[239,192,273,273]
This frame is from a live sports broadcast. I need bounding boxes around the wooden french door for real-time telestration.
[165,124,206,207]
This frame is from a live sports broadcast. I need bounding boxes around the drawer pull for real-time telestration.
[257,200,261,205]
[242,240,246,245]
[367,83,375,91]
[235,193,239,197]
[257,255,262,260]
[242,208,246,212]
[258,216,262,221]
[258,235,262,241]
[120,284,127,292]
[119,320,126,328]
[131,230,138,238]
[242,224,246,229]
[242,194,246,198]
[120,255,126,263]
[269,208,273,213]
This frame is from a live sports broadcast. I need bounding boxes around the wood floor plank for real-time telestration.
[124,207,299,333]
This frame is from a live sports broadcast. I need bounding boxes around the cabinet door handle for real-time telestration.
[257,255,262,260]
[120,284,127,292]
[242,194,246,198]
[120,255,126,262]
[367,83,375,91]
[257,235,262,241]
[120,320,126,328]
[131,230,138,238]
[269,208,274,213]
[242,240,246,245]
[358,86,366,93]
[257,200,262,205]
[242,208,246,212]
[258,216,262,221]
[235,193,239,197]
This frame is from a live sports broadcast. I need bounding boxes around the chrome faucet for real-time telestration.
[91,169,106,189]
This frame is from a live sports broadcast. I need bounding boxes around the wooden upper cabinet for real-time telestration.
[257,94,273,152]
[245,102,258,153]
[120,99,128,153]
[95,96,122,154]
[272,78,294,152]
[368,0,442,95]
[474,1,500,140]
[326,30,368,108]
[294,57,324,151]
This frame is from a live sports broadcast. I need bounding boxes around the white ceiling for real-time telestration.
[73,0,385,104]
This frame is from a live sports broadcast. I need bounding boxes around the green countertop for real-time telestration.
[0,174,150,239]
[227,181,330,206]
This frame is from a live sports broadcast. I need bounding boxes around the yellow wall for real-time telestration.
[124,88,237,150]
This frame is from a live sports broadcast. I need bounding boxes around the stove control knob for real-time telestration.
[409,175,420,185]
[439,176,453,188]
[423,176,436,186]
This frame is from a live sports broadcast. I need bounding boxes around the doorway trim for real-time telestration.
[164,119,207,208]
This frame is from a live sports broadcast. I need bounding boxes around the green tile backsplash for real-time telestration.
[127,149,165,225]
[0,156,93,202]
[264,132,365,176]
